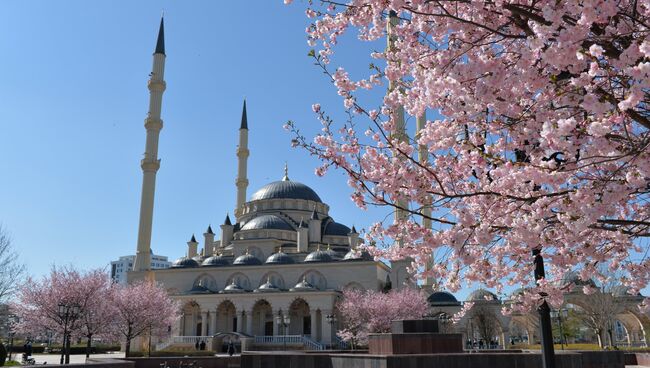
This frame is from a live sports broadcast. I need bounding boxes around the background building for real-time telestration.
[111,250,170,285]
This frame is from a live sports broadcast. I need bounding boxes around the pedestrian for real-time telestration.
[27,341,33,357]
[194,340,199,350]
[227,341,235,356]
[199,340,206,351]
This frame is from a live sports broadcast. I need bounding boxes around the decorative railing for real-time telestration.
[155,336,213,351]
[253,335,325,350]
[333,336,350,350]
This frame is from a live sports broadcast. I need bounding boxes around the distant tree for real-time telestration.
[110,281,179,357]
[0,225,25,303]
[552,309,581,345]
[467,304,499,346]
[12,267,112,364]
[569,270,627,348]
[336,288,428,347]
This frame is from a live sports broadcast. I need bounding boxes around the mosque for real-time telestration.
[128,18,650,352]
[127,18,408,350]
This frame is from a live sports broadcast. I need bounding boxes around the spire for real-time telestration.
[351,225,357,234]
[206,225,214,234]
[190,234,197,243]
[282,162,289,181]
[224,213,232,226]
[240,100,248,130]
[155,17,165,55]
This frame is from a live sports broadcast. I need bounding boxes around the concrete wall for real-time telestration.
[241,351,626,368]
[127,357,240,368]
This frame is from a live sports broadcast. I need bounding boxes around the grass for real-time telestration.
[4,360,22,366]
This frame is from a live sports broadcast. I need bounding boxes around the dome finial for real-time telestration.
[282,162,289,181]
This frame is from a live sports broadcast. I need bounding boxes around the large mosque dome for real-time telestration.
[250,180,322,202]
[240,214,294,231]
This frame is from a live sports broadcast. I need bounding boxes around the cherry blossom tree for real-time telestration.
[110,281,179,357]
[74,275,119,358]
[11,267,111,364]
[336,288,428,346]
[286,1,650,309]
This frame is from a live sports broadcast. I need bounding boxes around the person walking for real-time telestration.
[199,340,206,351]
[227,341,235,356]
[194,340,199,350]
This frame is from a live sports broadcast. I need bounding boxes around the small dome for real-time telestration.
[428,291,460,306]
[304,248,333,263]
[187,284,212,294]
[467,289,499,302]
[561,271,597,288]
[192,255,205,263]
[291,277,316,291]
[233,253,262,266]
[265,251,295,265]
[325,248,343,260]
[223,281,245,293]
[251,180,322,202]
[256,278,281,293]
[171,257,199,269]
[343,249,373,261]
[240,215,294,231]
[201,255,230,267]
[323,221,351,236]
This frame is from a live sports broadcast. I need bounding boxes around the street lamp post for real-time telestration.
[533,248,556,368]
[275,313,290,350]
[550,309,568,350]
[57,303,81,365]
[326,314,337,349]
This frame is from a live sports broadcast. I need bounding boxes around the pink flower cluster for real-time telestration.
[11,267,180,356]
[286,0,650,310]
[336,288,429,345]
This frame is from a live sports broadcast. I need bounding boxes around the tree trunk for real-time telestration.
[596,330,604,349]
[124,338,131,358]
[86,334,92,359]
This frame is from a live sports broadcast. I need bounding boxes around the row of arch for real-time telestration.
[191,271,365,292]
[179,298,338,344]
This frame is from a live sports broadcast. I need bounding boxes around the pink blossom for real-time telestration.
[287,0,650,312]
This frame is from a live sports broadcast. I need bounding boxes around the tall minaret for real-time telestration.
[387,11,413,290]
[417,113,435,288]
[234,100,249,219]
[133,18,167,272]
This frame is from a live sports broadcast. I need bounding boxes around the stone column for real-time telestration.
[321,309,333,344]
[201,312,208,336]
[211,310,218,335]
[179,314,185,336]
[246,310,254,336]
[237,311,245,333]
[272,310,280,336]
[310,310,318,340]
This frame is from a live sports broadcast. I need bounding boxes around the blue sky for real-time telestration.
[0,1,398,283]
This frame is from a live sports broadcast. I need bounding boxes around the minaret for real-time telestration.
[234,100,249,219]
[133,17,167,272]
[417,113,435,288]
[387,11,414,289]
